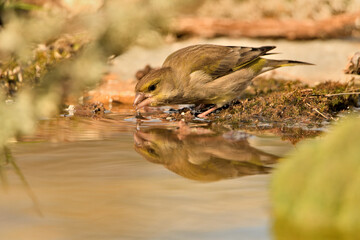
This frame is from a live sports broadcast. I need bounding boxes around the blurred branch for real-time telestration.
[174,11,360,39]
[0,0,184,147]
[0,146,43,215]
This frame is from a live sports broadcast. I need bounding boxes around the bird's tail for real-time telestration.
[265,59,314,68]
[257,59,313,74]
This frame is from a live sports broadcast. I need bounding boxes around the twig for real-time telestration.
[309,92,360,97]
[305,103,330,120]
[325,92,360,97]
[313,108,329,120]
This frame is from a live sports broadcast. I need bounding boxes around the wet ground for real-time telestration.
[0,106,315,240]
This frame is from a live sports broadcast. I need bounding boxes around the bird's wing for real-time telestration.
[162,44,276,79]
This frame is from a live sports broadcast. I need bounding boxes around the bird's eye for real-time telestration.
[148,84,157,91]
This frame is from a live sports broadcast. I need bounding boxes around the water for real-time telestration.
[0,108,303,240]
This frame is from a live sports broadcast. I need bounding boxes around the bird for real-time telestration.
[133,44,312,118]
[133,127,277,181]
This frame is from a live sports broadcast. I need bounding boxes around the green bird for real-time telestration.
[134,44,312,118]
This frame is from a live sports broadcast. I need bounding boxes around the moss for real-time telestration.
[271,116,360,237]
[159,78,359,125]
[153,78,359,141]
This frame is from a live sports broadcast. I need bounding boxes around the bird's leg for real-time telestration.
[195,104,206,110]
[176,120,191,140]
[197,106,218,118]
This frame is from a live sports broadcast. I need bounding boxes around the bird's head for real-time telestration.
[134,67,175,109]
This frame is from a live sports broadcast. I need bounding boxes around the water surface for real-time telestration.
[0,108,300,240]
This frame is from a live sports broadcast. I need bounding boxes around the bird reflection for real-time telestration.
[134,126,280,182]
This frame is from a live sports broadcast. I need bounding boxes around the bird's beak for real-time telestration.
[133,92,145,106]
[133,131,145,147]
[133,131,153,149]
[133,92,154,109]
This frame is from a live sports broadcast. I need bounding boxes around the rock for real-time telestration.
[85,73,135,104]
[71,102,106,117]
[135,64,155,80]
[344,52,360,75]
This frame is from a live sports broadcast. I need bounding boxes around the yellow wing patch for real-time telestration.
[232,57,264,72]
[248,58,267,73]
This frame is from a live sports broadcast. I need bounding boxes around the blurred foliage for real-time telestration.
[271,116,360,239]
[1,35,88,96]
[0,0,41,21]
[0,0,193,146]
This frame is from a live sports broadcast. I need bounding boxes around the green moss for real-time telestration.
[271,116,360,238]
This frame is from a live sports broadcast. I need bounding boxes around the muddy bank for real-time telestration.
[149,78,359,140]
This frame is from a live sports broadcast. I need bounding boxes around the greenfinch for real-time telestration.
[134,127,277,181]
[134,44,311,118]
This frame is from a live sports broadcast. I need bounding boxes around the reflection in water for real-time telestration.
[0,147,42,216]
[0,113,303,240]
[134,127,280,181]
[1,134,271,240]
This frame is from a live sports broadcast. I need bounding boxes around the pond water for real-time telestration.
[0,106,309,240]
